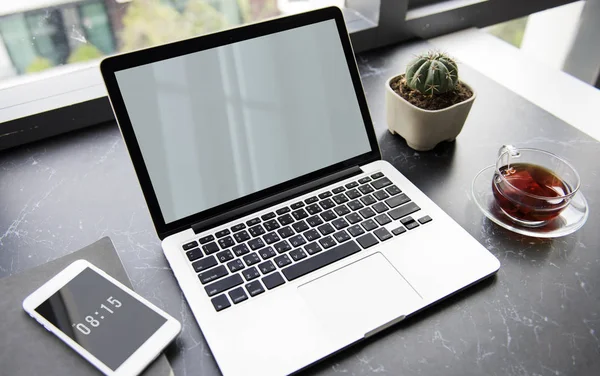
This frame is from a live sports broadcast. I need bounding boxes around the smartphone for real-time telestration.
[23,260,181,376]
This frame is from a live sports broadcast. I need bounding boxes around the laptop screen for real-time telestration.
[114,20,371,224]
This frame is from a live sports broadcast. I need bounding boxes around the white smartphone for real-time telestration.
[23,260,182,376]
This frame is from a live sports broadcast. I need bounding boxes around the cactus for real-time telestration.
[405,51,459,96]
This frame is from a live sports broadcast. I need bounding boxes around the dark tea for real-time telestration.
[492,162,572,224]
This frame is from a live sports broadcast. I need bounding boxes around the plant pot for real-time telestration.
[385,74,476,151]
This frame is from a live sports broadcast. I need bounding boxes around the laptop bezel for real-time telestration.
[100,6,381,240]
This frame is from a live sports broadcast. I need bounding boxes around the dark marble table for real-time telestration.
[1,40,599,376]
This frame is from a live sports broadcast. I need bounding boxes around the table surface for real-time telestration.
[1,39,599,376]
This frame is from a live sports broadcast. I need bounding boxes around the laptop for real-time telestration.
[100,7,500,376]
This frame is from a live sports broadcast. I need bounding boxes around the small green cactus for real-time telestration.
[405,51,458,96]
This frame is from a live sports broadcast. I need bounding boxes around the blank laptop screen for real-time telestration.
[115,20,371,224]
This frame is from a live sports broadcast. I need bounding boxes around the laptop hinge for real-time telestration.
[192,166,363,234]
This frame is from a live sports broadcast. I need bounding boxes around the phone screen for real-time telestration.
[34,267,167,371]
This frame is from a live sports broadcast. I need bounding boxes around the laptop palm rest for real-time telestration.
[297,252,422,338]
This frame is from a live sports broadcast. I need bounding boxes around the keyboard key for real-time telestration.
[319,236,337,249]
[198,235,214,245]
[229,287,248,304]
[227,259,245,272]
[248,238,266,250]
[332,218,349,230]
[385,194,410,208]
[333,230,350,243]
[305,242,322,255]
[263,219,280,232]
[289,249,307,261]
[306,204,322,215]
[199,265,228,284]
[360,195,377,206]
[192,255,217,272]
[211,294,230,312]
[401,216,415,225]
[276,207,290,215]
[233,230,251,243]
[321,210,337,222]
[332,193,349,205]
[346,188,361,199]
[418,215,433,224]
[278,226,295,238]
[371,177,392,190]
[263,232,280,245]
[386,185,402,196]
[205,273,243,297]
[371,172,384,179]
[215,229,230,238]
[183,241,198,251]
[372,202,389,213]
[278,214,294,226]
[249,224,266,237]
[317,223,335,236]
[282,241,361,281]
[261,212,276,220]
[345,212,362,224]
[347,200,364,211]
[274,254,292,268]
[259,246,277,260]
[405,221,420,230]
[246,217,261,226]
[304,229,321,241]
[258,260,276,274]
[289,234,307,248]
[245,281,265,297]
[374,190,390,201]
[389,202,421,220]
[305,196,318,204]
[359,207,376,219]
[318,191,332,199]
[202,242,219,255]
[307,215,324,227]
[334,205,350,216]
[243,253,261,266]
[274,240,291,254]
[356,233,379,249]
[292,208,309,221]
[232,244,250,257]
[218,236,235,249]
[231,223,246,233]
[262,272,285,290]
[347,225,365,237]
[242,267,260,281]
[320,198,336,209]
[374,228,392,241]
[216,250,234,263]
[292,221,309,233]
[358,177,371,184]
[392,226,407,235]
[332,186,345,194]
[186,248,203,262]
[361,219,378,231]
[374,213,391,226]
[290,201,305,210]
[358,185,374,194]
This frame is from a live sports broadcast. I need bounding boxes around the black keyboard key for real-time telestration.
[371,177,392,190]
[259,246,277,260]
[289,234,307,248]
[289,249,307,261]
[229,287,248,304]
[360,195,377,206]
[246,281,265,297]
[358,184,374,194]
[304,229,321,241]
[215,229,230,238]
[347,200,364,211]
[198,235,214,245]
[374,227,392,241]
[321,210,337,222]
[346,189,361,199]
[345,181,359,189]
[186,248,203,262]
[263,219,280,232]
[358,177,371,184]
[183,241,198,251]
[374,190,390,201]
[401,216,415,225]
[192,255,217,272]
[332,218,349,230]
[406,221,420,230]
[345,212,362,224]
[262,272,285,290]
[202,242,219,255]
[386,185,402,196]
[290,201,305,210]
[232,244,250,257]
[218,236,235,249]
[356,233,379,249]
[392,226,407,235]
[242,267,260,281]
[385,193,411,208]
[389,202,421,220]
[305,196,318,204]
[318,191,332,199]
[199,265,228,284]
[359,207,376,219]
[371,172,384,179]
[274,254,292,268]
[227,259,245,272]
[333,230,350,243]
[205,273,243,297]
[216,250,234,263]
[334,205,350,216]
[248,238,266,250]
[372,202,389,213]
[361,219,378,231]
[374,213,391,226]
[258,260,276,274]
[332,186,346,194]
[418,215,433,224]
[276,207,290,215]
[261,212,276,220]
[306,204,322,215]
[278,214,295,226]
[249,224,266,237]
[292,221,309,233]
[278,226,295,238]
[307,215,324,227]
[319,236,337,249]
[320,198,336,210]
[305,242,322,255]
[211,294,230,312]
[231,223,246,233]
[282,241,361,281]
[332,193,349,205]
[274,240,291,254]
[292,208,309,221]
[263,232,280,245]
[246,217,261,226]
[234,230,250,243]
[317,223,335,236]
[243,252,261,266]
[347,225,365,237]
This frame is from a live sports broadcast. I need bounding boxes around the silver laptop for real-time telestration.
[100,7,499,376]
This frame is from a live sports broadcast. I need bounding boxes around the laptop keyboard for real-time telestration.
[180,171,433,312]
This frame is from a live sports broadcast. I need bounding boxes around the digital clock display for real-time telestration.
[35,267,167,370]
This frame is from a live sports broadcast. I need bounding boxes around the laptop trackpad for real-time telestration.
[297,252,422,337]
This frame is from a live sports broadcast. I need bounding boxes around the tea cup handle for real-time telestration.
[498,144,520,170]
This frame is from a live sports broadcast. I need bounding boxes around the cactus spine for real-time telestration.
[405,52,458,95]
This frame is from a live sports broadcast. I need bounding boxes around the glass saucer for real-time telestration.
[471,165,589,238]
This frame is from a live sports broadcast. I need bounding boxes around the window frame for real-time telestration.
[0,0,578,151]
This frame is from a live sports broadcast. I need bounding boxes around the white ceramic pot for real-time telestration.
[385,74,476,151]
